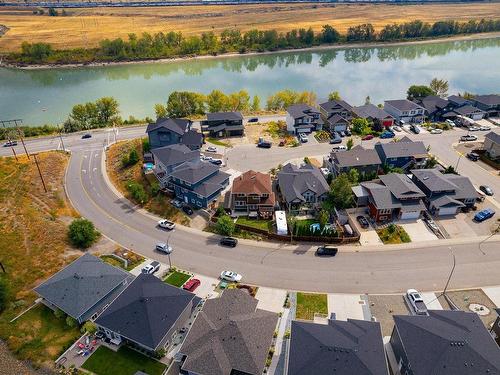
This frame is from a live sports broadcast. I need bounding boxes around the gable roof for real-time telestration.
[151,144,199,169]
[95,273,196,351]
[288,319,388,375]
[420,96,450,113]
[473,94,500,106]
[375,139,427,159]
[277,163,329,204]
[379,174,425,200]
[146,118,190,135]
[448,95,470,106]
[327,113,349,124]
[485,131,500,144]
[352,104,393,120]
[232,170,274,199]
[453,105,485,116]
[34,253,131,320]
[385,99,423,112]
[170,160,219,184]
[319,99,353,114]
[287,104,320,119]
[332,145,381,168]
[411,169,477,200]
[393,310,500,374]
[180,129,204,148]
[207,111,243,122]
[180,289,278,375]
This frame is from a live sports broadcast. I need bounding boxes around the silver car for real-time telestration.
[220,270,242,282]
[156,242,172,254]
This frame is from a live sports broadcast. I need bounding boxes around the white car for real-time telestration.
[206,146,217,153]
[430,128,443,134]
[445,119,455,127]
[478,125,491,131]
[460,134,477,142]
[332,145,347,152]
[158,219,175,230]
[406,289,428,315]
[391,126,402,132]
[156,242,172,254]
[171,199,183,208]
[220,270,242,282]
[468,126,480,132]
[320,167,330,176]
[142,261,160,274]
[299,133,308,143]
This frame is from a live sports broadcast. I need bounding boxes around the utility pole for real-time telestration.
[479,223,500,255]
[454,152,463,172]
[58,124,66,152]
[1,120,18,161]
[32,153,47,193]
[13,119,30,159]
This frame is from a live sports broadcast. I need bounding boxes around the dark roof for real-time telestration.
[207,111,243,122]
[393,310,500,374]
[170,161,219,184]
[332,145,381,168]
[375,139,427,159]
[448,95,470,106]
[151,144,199,169]
[385,99,423,112]
[277,163,329,204]
[430,195,465,209]
[327,113,349,124]
[180,130,204,148]
[411,169,477,200]
[319,99,353,113]
[192,170,231,198]
[287,104,320,119]
[473,94,500,106]
[379,174,426,200]
[363,183,403,210]
[352,104,393,120]
[95,273,195,351]
[485,131,500,144]
[34,253,130,320]
[288,319,388,375]
[420,96,450,113]
[146,118,190,135]
[453,105,485,116]
[181,289,278,375]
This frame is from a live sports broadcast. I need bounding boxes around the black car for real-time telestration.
[257,141,272,148]
[344,129,352,136]
[466,152,480,161]
[82,133,92,139]
[220,237,238,247]
[182,206,194,215]
[315,245,338,257]
[480,185,494,196]
[356,215,369,229]
[209,159,223,165]
[247,117,259,123]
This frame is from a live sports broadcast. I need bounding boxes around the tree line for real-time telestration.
[10,18,500,65]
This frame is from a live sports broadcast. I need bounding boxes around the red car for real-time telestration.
[361,134,374,141]
[183,278,201,292]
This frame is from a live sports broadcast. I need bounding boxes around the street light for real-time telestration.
[479,223,500,255]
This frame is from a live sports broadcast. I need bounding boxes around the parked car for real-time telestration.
[474,208,495,222]
[460,135,477,142]
[209,159,223,165]
[468,126,480,132]
[201,155,213,162]
[299,133,308,143]
[430,128,443,134]
[182,206,194,215]
[183,278,201,292]
[142,261,160,274]
[391,126,402,132]
[158,219,175,230]
[3,140,18,147]
[380,131,395,139]
[171,199,183,208]
[479,185,494,196]
[466,152,480,161]
[82,133,92,139]
[332,145,347,152]
[478,125,491,131]
[406,289,428,315]
[329,136,342,144]
[315,245,338,257]
[257,138,272,148]
[445,119,456,127]
[220,237,238,247]
[423,214,439,233]
[220,270,242,282]
[339,130,346,137]
[156,242,173,254]
[278,140,285,147]
[476,190,486,203]
[206,146,217,153]
[410,124,420,134]
[247,117,259,123]
[361,134,374,141]
[356,215,369,229]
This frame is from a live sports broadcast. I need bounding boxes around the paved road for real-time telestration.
[2,125,500,293]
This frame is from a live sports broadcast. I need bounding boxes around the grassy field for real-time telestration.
[295,292,328,320]
[1,3,499,52]
[164,270,191,287]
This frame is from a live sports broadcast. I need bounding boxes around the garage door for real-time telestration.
[400,211,420,220]
[438,206,458,216]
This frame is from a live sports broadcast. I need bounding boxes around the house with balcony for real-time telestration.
[150,144,200,189]
[146,117,201,150]
[325,145,381,178]
[351,104,394,131]
[374,137,428,171]
[384,99,425,124]
[319,99,353,133]
[286,104,324,134]
[201,111,244,138]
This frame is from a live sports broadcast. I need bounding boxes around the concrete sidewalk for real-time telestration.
[483,286,500,307]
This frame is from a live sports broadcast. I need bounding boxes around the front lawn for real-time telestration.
[82,346,166,375]
[236,217,273,232]
[295,292,328,320]
[164,270,191,287]
[206,137,231,147]
[377,224,411,244]
[314,130,331,143]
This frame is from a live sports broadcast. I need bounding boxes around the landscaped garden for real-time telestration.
[377,224,411,244]
[164,270,191,288]
[236,217,273,232]
[295,292,328,320]
[101,248,145,271]
[314,130,331,143]
[82,346,166,375]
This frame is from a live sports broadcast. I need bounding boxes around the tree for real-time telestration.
[351,118,369,135]
[95,97,119,125]
[207,90,229,112]
[154,104,168,119]
[346,138,354,150]
[348,168,359,185]
[328,91,341,101]
[429,78,449,98]
[68,218,100,249]
[318,209,329,228]
[54,308,66,319]
[127,149,139,166]
[81,321,98,335]
[127,181,148,204]
[215,215,235,236]
[328,173,354,209]
[320,25,340,43]
[166,91,206,117]
[443,166,458,174]
[66,316,78,328]
[251,95,261,112]
[407,85,434,101]
[425,155,438,168]
[0,277,8,312]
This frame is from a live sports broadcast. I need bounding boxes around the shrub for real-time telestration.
[215,214,235,236]
[127,181,149,204]
[68,218,100,248]
[66,316,78,328]
[54,308,66,319]
[81,321,98,334]
[0,277,8,312]
[142,138,151,153]
[128,149,139,165]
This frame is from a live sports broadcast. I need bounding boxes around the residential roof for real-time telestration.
[420,96,450,113]
[34,253,131,320]
[319,99,353,113]
[332,145,381,168]
[146,117,190,135]
[193,170,231,198]
[287,104,320,119]
[180,289,278,375]
[473,94,500,106]
[379,174,426,200]
[448,95,470,106]
[453,105,485,116]
[363,183,402,210]
[231,170,276,206]
[180,129,204,148]
[207,111,243,122]
[352,104,393,120]
[327,113,349,124]
[151,144,199,169]
[95,273,196,351]
[288,319,388,375]
[430,195,465,209]
[393,310,500,374]
[375,139,427,159]
[485,131,500,144]
[277,163,329,204]
[170,160,219,184]
[411,169,477,200]
[385,99,423,112]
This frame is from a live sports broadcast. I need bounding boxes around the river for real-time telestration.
[1,37,499,126]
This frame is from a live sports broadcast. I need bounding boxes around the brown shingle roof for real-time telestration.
[231,170,275,205]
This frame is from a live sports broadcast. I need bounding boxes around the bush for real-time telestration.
[215,214,235,236]
[0,277,8,312]
[128,149,139,165]
[142,138,151,153]
[127,181,149,204]
[66,316,78,328]
[68,218,100,248]
[54,308,66,319]
[81,321,98,334]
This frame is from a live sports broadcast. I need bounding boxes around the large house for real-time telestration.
[287,318,389,375]
[34,253,132,324]
[277,163,329,215]
[224,170,276,218]
[286,104,323,134]
[411,169,477,216]
[374,136,428,170]
[384,100,425,124]
[95,273,198,354]
[351,104,394,131]
[390,310,500,375]
[484,131,500,160]
[146,118,202,150]
[201,111,244,138]
[418,96,454,122]
[471,94,500,117]
[319,99,353,132]
[325,145,381,178]
[179,289,278,375]
[151,144,200,189]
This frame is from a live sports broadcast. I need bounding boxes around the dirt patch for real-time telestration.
[439,289,497,328]
[368,294,410,336]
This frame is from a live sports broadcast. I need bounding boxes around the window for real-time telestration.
[237,193,245,197]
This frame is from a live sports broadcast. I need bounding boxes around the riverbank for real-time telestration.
[2,31,499,70]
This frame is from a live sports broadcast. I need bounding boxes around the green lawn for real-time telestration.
[82,346,166,375]
[295,292,328,320]
[206,137,231,147]
[101,255,126,269]
[236,217,273,232]
[164,271,191,287]
[377,224,411,244]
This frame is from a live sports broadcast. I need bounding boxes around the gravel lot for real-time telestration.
[368,295,410,336]
[0,341,40,375]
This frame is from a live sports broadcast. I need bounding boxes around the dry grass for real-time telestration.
[1,3,500,52]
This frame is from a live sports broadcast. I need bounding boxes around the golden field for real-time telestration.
[0,3,500,52]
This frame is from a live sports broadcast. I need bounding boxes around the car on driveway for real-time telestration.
[332,145,347,152]
[142,261,160,274]
[356,215,369,229]
[82,133,92,139]
[478,125,491,131]
[474,208,495,222]
[220,270,242,282]
[156,242,172,254]
[3,140,18,147]
[480,185,494,196]
[183,278,201,292]
[391,126,402,132]
[430,128,443,134]
[422,213,439,233]
[466,152,480,161]
[445,119,456,127]
[406,289,428,315]
[206,146,217,153]
[220,237,238,247]
[209,159,223,166]
[299,133,308,143]
[344,129,352,136]
[247,117,259,123]
[320,167,330,176]
[460,134,477,142]
[171,199,183,208]
[329,136,342,144]
[182,206,194,215]
[410,124,420,134]
[361,134,374,141]
[380,131,395,139]
[158,219,175,230]
[315,245,338,257]
[468,126,480,132]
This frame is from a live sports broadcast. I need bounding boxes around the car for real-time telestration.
[361,134,374,141]
[209,159,223,165]
[423,214,439,233]
[329,136,342,144]
[171,199,183,208]
[220,270,242,282]
[220,237,238,247]
[468,126,480,132]
[320,167,330,176]
[344,129,352,136]
[182,206,194,215]
[445,119,456,127]
[247,117,259,123]
[142,261,160,274]
[158,219,175,230]
[356,215,369,229]
[206,146,217,153]
[200,155,212,161]
[466,152,480,161]
[478,125,491,131]
[183,278,201,292]
[82,133,92,139]
[339,130,346,137]
[479,185,494,196]
[156,242,173,254]
[257,138,272,148]
[380,131,395,139]
[299,133,308,143]
[474,208,495,222]
[332,145,347,152]
[3,140,18,147]
[460,135,477,142]
[315,245,338,257]
[391,126,402,132]
[278,140,285,147]
[410,124,420,134]
[430,128,443,134]
[476,190,486,203]
[406,289,428,315]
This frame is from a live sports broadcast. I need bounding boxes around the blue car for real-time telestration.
[380,131,395,139]
[474,208,495,222]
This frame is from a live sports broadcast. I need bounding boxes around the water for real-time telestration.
[1,37,499,126]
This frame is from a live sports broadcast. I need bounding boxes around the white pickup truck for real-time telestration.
[406,289,428,315]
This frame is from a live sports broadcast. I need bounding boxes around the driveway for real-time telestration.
[348,211,382,246]
[327,294,365,321]
[255,287,287,313]
[192,274,220,299]
[398,219,438,242]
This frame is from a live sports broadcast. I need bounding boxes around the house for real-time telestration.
[151,144,200,188]
[201,111,244,137]
[351,104,394,131]
[471,94,500,117]
[286,318,389,375]
[277,163,329,215]
[484,131,500,160]
[224,170,276,218]
[353,173,426,222]
[452,104,486,121]
[411,169,477,216]
[146,118,196,150]
[325,145,381,178]
[169,160,230,208]
[95,273,198,354]
[180,129,204,150]
[374,136,428,170]
[447,95,471,108]
[179,289,278,375]
[286,104,324,134]
[492,309,500,346]
[34,253,132,324]
[384,100,425,124]
[419,96,454,122]
[390,310,500,375]
[319,99,353,132]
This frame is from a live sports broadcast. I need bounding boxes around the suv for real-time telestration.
[299,133,308,143]
[410,124,420,134]
[474,208,495,222]
[406,289,428,315]
[332,145,347,152]
[3,140,18,147]
[479,185,493,196]
[315,245,338,257]
[220,237,238,247]
[141,261,160,274]
[156,242,172,254]
[466,152,480,161]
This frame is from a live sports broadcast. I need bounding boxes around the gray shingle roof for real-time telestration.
[420,96,450,113]
[430,195,465,209]
[319,99,353,113]
[485,131,500,144]
[180,129,204,148]
[277,163,329,204]
[288,319,388,375]
[393,310,500,374]
[473,94,500,106]
[352,104,393,120]
[411,169,477,200]
[287,104,320,119]
[180,289,278,375]
[385,99,423,112]
[34,253,131,320]
[207,111,243,122]
[453,105,485,116]
[170,161,219,184]
[363,183,402,210]
[193,170,230,198]
[151,144,199,168]
[448,95,470,106]
[332,145,381,168]
[95,273,195,351]
[376,139,427,159]
[146,118,190,135]
[379,174,425,200]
